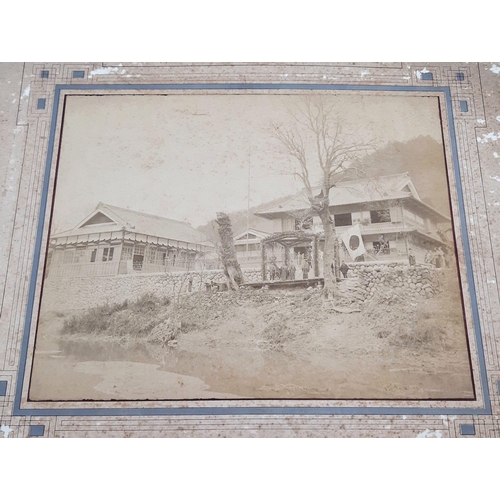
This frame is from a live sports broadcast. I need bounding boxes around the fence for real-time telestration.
[47,261,120,278]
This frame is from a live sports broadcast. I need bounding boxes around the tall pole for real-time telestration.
[246,146,251,261]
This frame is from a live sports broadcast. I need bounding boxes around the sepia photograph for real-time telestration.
[28,92,474,401]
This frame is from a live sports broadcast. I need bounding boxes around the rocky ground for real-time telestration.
[29,276,475,401]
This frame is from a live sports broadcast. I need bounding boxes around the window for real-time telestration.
[370,210,391,223]
[334,213,352,227]
[373,241,390,255]
[390,206,403,223]
[134,245,145,256]
[295,217,313,230]
[102,247,114,262]
[243,243,259,252]
[146,246,157,264]
[90,248,97,262]
[159,250,167,264]
[121,245,133,261]
[52,249,65,265]
[73,248,86,263]
[63,249,75,264]
[283,218,295,231]
[353,211,371,224]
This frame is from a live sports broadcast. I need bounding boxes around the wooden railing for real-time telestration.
[48,261,120,278]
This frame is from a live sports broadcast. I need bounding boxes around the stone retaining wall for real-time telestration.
[344,262,440,302]
[41,268,262,311]
[41,263,440,311]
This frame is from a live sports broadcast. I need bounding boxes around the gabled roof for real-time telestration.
[233,228,271,241]
[255,173,449,222]
[51,203,213,247]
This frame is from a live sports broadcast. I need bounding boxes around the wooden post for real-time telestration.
[284,245,290,266]
[334,236,340,278]
[313,235,319,278]
[261,242,267,282]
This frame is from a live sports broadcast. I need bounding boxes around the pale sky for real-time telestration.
[51,93,445,233]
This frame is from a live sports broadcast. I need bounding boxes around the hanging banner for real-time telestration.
[340,224,366,260]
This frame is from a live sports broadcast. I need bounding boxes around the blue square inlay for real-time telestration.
[0,381,7,396]
[29,425,45,437]
[456,72,465,81]
[459,100,469,112]
[460,424,475,436]
[72,70,85,79]
[421,72,433,80]
[40,70,49,79]
[37,98,46,110]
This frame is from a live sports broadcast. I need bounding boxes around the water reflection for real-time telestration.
[57,338,327,398]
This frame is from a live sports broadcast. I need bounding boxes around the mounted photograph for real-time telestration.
[28,92,475,401]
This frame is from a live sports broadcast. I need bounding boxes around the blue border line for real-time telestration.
[13,84,492,416]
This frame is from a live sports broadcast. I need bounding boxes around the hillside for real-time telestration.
[197,135,451,243]
[196,194,292,243]
[353,135,451,215]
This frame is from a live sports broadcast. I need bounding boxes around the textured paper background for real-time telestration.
[1,62,499,437]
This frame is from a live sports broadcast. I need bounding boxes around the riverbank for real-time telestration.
[29,286,475,401]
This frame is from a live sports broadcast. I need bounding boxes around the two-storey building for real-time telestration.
[254,173,452,278]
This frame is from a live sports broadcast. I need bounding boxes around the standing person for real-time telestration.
[377,235,386,255]
[424,249,432,264]
[408,248,416,266]
[339,261,349,279]
[302,260,310,280]
[437,247,445,268]
[432,248,438,268]
[443,247,452,268]
[269,255,278,281]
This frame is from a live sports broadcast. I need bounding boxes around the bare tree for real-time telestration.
[271,96,374,299]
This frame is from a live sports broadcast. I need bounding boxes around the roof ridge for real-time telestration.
[101,203,195,227]
[337,172,409,185]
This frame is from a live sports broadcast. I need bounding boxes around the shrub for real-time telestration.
[61,293,170,336]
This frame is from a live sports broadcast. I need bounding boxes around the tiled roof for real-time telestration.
[255,173,416,216]
[52,203,214,247]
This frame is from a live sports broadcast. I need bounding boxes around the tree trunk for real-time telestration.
[318,209,337,299]
[216,212,244,291]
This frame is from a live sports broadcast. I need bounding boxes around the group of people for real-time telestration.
[408,246,448,267]
[269,257,298,281]
[424,247,447,268]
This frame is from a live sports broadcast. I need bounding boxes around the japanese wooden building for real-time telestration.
[46,203,214,278]
[233,228,270,269]
[254,173,453,279]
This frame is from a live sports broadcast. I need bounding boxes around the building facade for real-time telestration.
[46,203,214,278]
[254,173,453,278]
[233,228,270,269]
